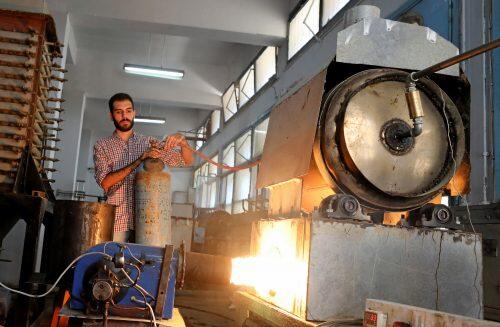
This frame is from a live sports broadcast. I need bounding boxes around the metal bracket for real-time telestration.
[154,244,173,316]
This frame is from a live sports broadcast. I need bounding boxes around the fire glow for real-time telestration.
[230,222,308,315]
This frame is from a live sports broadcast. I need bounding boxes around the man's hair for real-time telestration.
[108,93,134,113]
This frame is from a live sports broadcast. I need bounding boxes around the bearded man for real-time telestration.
[93,93,193,242]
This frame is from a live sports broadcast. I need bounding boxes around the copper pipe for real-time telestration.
[411,38,500,81]
[45,118,63,124]
[0,133,26,141]
[44,137,60,142]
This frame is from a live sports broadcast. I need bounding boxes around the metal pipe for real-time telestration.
[411,38,500,81]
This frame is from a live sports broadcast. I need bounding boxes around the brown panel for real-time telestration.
[256,70,326,189]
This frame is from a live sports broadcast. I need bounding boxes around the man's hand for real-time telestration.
[163,133,188,150]
[140,147,163,161]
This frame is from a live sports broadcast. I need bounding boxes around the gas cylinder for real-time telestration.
[135,158,172,246]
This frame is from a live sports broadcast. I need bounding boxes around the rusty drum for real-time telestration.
[135,158,172,246]
[50,200,115,279]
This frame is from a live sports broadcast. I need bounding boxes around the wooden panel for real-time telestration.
[256,70,326,189]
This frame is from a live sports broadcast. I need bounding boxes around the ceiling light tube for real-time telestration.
[135,116,166,124]
[123,64,184,80]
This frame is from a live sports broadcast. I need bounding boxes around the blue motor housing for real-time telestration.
[70,243,177,320]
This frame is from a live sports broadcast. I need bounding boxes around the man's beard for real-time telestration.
[113,117,134,132]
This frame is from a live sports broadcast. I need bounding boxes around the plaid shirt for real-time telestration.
[93,132,185,232]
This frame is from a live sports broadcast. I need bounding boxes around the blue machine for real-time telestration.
[70,242,178,320]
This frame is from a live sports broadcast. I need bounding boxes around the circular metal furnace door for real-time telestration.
[314,69,465,211]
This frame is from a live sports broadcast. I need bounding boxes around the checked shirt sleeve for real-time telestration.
[159,148,185,168]
[93,142,112,188]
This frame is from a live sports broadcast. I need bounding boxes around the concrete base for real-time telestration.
[251,218,483,321]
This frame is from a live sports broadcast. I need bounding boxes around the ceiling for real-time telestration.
[0,0,294,114]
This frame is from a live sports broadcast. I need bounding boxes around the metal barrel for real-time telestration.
[135,158,172,246]
[48,200,114,280]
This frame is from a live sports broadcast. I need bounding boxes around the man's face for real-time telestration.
[110,99,135,132]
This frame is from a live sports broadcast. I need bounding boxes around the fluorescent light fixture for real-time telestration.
[135,115,166,124]
[123,63,184,80]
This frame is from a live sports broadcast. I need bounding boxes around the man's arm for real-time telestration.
[164,133,194,166]
[98,147,163,193]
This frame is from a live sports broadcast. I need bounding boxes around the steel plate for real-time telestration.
[342,81,447,196]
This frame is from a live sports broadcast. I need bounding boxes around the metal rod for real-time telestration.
[0,59,34,69]
[0,107,28,117]
[0,72,29,81]
[0,48,35,58]
[0,36,35,46]
[0,84,30,93]
[412,38,500,80]
[0,96,28,105]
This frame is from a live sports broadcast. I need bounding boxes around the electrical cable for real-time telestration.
[0,251,111,298]
[439,88,481,317]
[131,296,157,327]
[103,241,142,265]
[120,268,156,301]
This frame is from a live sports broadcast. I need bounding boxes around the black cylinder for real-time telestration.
[48,200,115,280]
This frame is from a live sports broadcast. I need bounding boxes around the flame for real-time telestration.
[230,221,308,314]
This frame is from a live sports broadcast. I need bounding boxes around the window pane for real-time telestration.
[208,154,218,177]
[223,84,237,122]
[322,0,350,26]
[235,131,252,165]
[210,110,221,135]
[233,168,251,214]
[208,181,217,208]
[238,65,255,108]
[252,118,269,157]
[256,47,276,91]
[223,143,235,166]
[224,173,234,213]
[288,0,320,59]
[196,126,205,150]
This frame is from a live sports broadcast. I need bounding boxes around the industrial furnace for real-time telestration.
[232,4,485,325]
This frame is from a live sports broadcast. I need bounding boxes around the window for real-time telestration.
[221,173,234,213]
[235,131,252,165]
[322,0,350,26]
[222,143,235,167]
[223,84,237,122]
[194,155,218,209]
[233,168,251,214]
[195,125,206,150]
[252,118,269,157]
[255,47,276,91]
[288,0,320,59]
[210,110,221,136]
[238,65,255,108]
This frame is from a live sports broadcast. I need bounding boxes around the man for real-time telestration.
[93,93,194,242]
